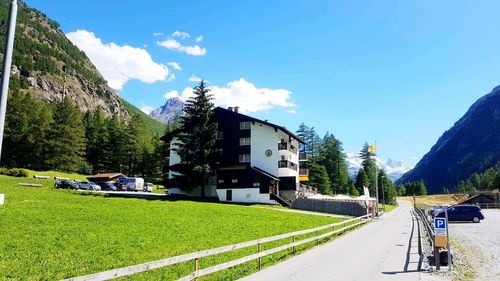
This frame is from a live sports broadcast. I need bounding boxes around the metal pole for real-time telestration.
[375,160,379,217]
[445,209,451,272]
[0,0,18,161]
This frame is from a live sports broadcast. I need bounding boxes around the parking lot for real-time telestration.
[449,209,500,280]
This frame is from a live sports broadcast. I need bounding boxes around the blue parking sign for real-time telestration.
[434,218,446,229]
[434,217,447,236]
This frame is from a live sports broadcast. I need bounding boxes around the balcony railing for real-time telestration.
[278,160,298,171]
[299,168,309,176]
[278,143,298,154]
[299,153,310,161]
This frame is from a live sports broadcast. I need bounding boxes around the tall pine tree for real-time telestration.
[46,96,86,172]
[171,80,218,197]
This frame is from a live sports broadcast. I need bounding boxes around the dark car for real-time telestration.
[435,205,484,223]
[114,182,127,191]
[96,182,117,191]
[54,179,79,189]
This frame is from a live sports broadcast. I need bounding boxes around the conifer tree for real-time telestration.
[307,162,331,194]
[171,80,218,197]
[46,96,86,172]
[320,133,350,194]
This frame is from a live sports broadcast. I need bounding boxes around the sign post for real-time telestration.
[434,216,447,270]
[445,209,452,272]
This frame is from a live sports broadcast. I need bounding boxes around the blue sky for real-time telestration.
[26,0,500,166]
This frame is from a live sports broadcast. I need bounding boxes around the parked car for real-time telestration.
[76,181,101,191]
[114,182,127,191]
[143,182,153,192]
[429,204,450,217]
[96,182,117,191]
[435,205,484,223]
[54,179,78,189]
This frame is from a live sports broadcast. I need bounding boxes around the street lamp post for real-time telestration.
[0,0,18,161]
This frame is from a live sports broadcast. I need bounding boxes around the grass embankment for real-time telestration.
[23,169,89,181]
[382,204,398,213]
[399,194,469,205]
[0,175,343,280]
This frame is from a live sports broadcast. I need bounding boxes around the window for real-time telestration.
[218,179,224,184]
[239,137,251,146]
[214,148,223,155]
[239,154,250,163]
[252,176,260,187]
[231,174,239,184]
[216,131,224,140]
[239,121,251,130]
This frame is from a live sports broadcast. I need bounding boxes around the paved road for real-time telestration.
[449,209,500,281]
[240,200,426,281]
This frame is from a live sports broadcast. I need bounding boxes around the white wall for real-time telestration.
[250,122,280,177]
[168,138,181,180]
[216,188,277,204]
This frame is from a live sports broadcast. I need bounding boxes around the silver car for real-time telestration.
[77,181,101,191]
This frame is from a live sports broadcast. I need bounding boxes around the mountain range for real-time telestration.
[0,0,165,136]
[397,86,500,194]
[345,153,412,182]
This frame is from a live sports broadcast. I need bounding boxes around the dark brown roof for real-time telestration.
[87,173,126,181]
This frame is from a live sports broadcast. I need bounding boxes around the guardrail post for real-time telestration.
[316,230,320,245]
[258,243,262,271]
[292,235,296,255]
[194,258,199,281]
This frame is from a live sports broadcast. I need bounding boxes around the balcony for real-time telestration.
[278,143,298,154]
[299,153,310,161]
[278,160,298,171]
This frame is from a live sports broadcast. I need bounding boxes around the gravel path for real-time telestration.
[448,209,500,281]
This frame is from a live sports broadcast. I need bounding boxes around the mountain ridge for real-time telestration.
[0,0,165,135]
[396,86,500,193]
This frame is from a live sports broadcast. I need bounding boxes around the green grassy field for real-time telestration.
[0,175,344,280]
[22,169,90,181]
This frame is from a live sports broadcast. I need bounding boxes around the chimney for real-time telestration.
[228,106,233,111]
[234,106,239,113]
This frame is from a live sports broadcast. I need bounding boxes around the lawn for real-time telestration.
[22,169,89,181]
[0,175,343,280]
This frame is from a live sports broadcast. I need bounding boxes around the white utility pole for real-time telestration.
[0,0,18,161]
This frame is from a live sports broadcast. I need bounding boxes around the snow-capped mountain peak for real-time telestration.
[345,152,412,182]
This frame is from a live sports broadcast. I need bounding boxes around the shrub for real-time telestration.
[0,168,29,177]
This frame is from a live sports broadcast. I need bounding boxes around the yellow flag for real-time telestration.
[367,144,377,153]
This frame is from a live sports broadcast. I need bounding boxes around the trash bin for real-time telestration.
[439,250,453,266]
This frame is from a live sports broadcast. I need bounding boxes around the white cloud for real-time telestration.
[140,102,154,114]
[153,32,164,36]
[66,29,169,90]
[188,74,203,83]
[172,78,295,113]
[164,90,179,99]
[286,109,297,114]
[172,30,191,39]
[157,39,207,56]
[195,36,203,43]
[167,62,182,71]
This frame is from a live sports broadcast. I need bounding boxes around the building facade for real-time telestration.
[167,107,309,204]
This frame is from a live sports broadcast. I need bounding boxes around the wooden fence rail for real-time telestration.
[63,214,371,281]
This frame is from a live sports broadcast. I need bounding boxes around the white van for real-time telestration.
[117,177,144,191]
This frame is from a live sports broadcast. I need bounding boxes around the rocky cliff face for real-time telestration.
[0,0,128,118]
[149,97,184,124]
[397,86,500,193]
